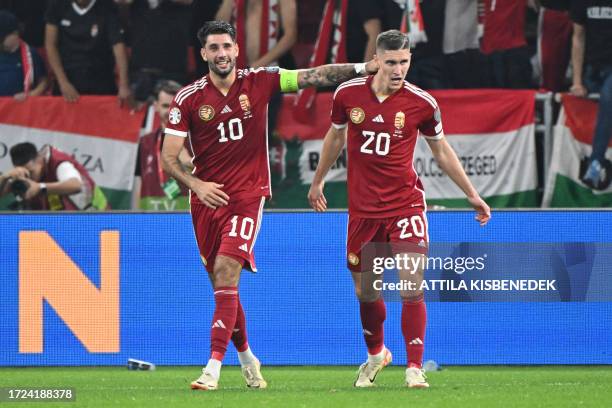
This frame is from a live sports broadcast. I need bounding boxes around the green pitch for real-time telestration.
[1,366,611,407]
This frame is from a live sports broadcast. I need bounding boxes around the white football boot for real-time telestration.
[405,366,429,388]
[241,358,268,389]
[354,348,392,388]
[190,369,218,391]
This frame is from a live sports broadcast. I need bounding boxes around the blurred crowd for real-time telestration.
[1,0,611,208]
[0,0,585,101]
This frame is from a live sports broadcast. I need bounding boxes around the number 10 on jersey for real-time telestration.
[217,118,244,143]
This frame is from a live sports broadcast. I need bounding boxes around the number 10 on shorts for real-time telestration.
[229,215,255,240]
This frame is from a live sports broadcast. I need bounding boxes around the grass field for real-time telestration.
[0,366,611,407]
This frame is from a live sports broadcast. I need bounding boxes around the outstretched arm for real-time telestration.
[426,135,491,226]
[296,60,378,89]
[308,125,347,211]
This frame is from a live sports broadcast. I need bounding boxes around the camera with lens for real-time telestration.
[9,178,30,197]
[7,178,31,211]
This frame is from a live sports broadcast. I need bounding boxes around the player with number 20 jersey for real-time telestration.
[309,30,491,390]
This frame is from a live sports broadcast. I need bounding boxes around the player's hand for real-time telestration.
[191,180,229,209]
[570,83,588,98]
[59,80,80,103]
[365,59,379,75]
[467,195,491,226]
[308,181,327,212]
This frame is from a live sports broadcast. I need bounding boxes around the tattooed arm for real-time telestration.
[296,60,378,89]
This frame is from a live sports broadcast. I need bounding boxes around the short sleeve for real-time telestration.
[165,95,191,138]
[254,67,281,101]
[569,1,586,25]
[355,0,383,23]
[331,88,348,129]
[44,0,62,25]
[105,3,125,45]
[418,105,444,140]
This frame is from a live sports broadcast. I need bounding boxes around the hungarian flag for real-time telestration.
[273,90,539,209]
[0,96,144,209]
[543,94,612,207]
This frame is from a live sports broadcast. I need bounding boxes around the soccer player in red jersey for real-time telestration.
[308,30,491,388]
[161,21,378,391]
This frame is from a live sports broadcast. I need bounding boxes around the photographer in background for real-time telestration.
[0,143,108,210]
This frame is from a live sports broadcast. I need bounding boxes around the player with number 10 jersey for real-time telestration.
[162,21,378,391]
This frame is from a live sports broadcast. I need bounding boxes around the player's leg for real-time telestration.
[204,270,254,370]
[191,255,242,390]
[397,252,429,388]
[216,196,267,389]
[388,210,430,388]
[348,217,392,388]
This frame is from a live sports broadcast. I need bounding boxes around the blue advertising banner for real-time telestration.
[0,211,611,366]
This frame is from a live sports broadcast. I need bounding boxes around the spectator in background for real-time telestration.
[481,0,532,88]
[0,142,108,210]
[44,0,131,104]
[133,80,192,210]
[443,0,484,88]
[114,0,192,103]
[190,0,222,76]
[571,0,612,190]
[0,11,48,99]
[346,0,384,63]
[404,0,448,89]
[0,0,47,47]
[215,0,297,69]
[538,0,573,92]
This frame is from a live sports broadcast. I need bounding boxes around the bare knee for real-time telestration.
[353,275,381,303]
[213,256,242,287]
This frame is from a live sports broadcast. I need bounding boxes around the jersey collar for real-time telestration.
[72,0,97,16]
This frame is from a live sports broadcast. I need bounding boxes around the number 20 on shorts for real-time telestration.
[397,215,425,239]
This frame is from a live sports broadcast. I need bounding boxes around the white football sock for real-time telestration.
[238,346,257,365]
[204,358,222,380]
[367,347,386,364]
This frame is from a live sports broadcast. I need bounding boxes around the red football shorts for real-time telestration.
[190,196,265,273]
[347,207,429,273]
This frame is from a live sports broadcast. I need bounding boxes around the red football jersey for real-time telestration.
[165,67,280,203]
[331,76,443,218]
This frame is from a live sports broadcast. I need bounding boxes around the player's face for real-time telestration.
[201,33,239,78]
[154,91,174,127]
[375,49,411,92]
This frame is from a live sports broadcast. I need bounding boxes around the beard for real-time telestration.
[208,57,236,78]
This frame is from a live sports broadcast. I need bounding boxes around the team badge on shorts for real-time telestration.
[394,111,405,129]
[348,252,360,266]
[169,107,182,125]
[198,105,215,121]
[350,108,365,124]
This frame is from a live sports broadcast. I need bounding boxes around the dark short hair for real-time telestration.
[197,21,236,47]
[10,142,38,166]
[376,30,410,51]
[153,80,182,100]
